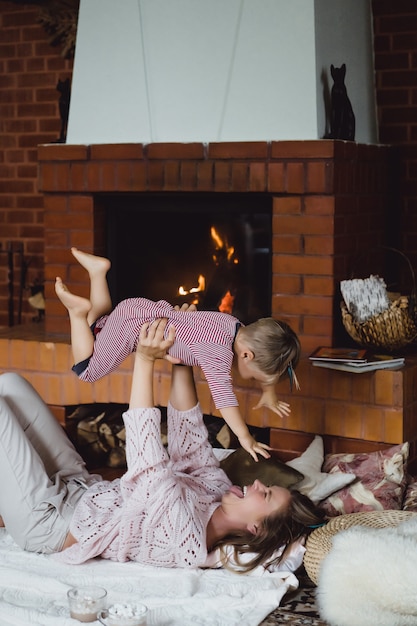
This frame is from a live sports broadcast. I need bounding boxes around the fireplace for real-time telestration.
[104,192,271,323]
[40,140,393,350]
[28,139,417,466]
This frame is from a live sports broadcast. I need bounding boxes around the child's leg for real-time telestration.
[71,247,112,325]
[55,277,96,364]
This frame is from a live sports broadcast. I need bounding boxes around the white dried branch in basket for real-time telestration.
[340,274,391,324]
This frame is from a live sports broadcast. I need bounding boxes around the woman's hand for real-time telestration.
[136,318,176,362]
[158,302,196,364]
[130,319,175,409]
[174,302,197,312]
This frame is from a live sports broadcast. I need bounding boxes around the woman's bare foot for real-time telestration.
[55,277,92,317]
[71,247,111,277]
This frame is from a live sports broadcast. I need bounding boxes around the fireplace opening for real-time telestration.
[103,193,272,324]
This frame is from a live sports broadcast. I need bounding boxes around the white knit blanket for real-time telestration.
[0,529,298,626]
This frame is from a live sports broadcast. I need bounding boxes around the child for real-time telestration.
[55,248,301,462]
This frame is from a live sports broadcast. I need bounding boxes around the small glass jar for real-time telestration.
[67,585,107,623]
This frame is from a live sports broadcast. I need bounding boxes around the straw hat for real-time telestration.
[304,510,417,585]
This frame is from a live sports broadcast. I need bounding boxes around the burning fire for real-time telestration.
[178,274,205,300]
[218,290,235,314]
[177,226,238,313]
[210,226,238,265]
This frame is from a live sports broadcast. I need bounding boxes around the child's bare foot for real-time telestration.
[55,277,92,316]
[71,247,111,277]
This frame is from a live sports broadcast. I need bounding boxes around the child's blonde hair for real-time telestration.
[242,318,300,384]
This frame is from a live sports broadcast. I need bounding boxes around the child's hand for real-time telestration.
[253,388,291,418]
[239,433,271,462]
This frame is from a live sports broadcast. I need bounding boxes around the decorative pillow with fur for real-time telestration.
[320,442,409,516]
[219,448,304,489]
[316,515,417,626]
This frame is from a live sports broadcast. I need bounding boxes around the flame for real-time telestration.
[210,226,238,266]
[210,226,223,248]
[219,290,235,314]
[178,274,205,296]
[176,227,238,313]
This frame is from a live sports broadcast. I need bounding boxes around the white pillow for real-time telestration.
[286,436,356,503]
[206,538,306,574]
[213,448,234,462]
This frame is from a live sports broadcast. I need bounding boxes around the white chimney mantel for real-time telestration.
[67,0,378,145]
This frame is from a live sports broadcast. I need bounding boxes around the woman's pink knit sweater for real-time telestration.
[56,402,232,567]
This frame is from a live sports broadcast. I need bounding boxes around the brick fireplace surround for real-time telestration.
[2,140,417,467]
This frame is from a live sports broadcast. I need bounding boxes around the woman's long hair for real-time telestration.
[212,489,325,574]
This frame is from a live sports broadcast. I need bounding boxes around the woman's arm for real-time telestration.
[128,304,194,408]
[129,318,176,409]
[120,319,176,495]
[169,364,198,412]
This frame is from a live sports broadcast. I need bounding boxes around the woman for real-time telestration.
[0,319,324,573]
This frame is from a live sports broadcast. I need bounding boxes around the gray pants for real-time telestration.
[0,373,100,553]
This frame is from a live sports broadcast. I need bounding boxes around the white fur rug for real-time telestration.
[316,515,417,626]
[0,529,299,626]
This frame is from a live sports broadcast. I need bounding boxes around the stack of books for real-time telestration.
[309,347,405,373]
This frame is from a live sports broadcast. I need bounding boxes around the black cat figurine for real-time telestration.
[56,77,71,143]
[329,63,355,141]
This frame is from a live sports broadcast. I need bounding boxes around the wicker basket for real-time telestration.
[341,248,417,352]
[304,510,416,585]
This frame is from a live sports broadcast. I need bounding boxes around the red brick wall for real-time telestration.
[2,3,417,463]
[372,0,417,266]
[39,140,391,356]
[1,2,417,328]
[0,1,73,326]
